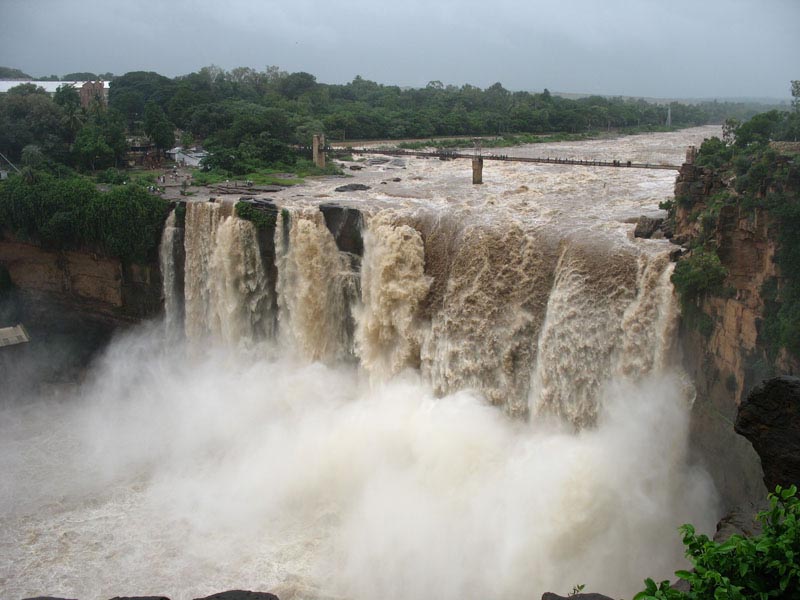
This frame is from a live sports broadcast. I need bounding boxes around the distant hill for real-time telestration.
[0,66,32,80]
[549,89,788,107]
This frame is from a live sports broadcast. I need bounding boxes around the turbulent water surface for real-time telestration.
[1,127,721,600]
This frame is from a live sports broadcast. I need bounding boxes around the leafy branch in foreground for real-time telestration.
[634,485,799,599]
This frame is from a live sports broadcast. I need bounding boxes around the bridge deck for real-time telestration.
[326,147,680,171]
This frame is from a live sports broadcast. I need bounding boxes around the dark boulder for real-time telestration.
[192,592,279,600]
[334,183,371,192]
[735,376,800,490]
[542,593,614,600]
[108,597,170,600]
[634,215,664,239]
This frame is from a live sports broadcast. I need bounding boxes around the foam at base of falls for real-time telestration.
[0,328,718,600]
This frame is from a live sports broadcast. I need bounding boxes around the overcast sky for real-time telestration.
[1,0,797,99]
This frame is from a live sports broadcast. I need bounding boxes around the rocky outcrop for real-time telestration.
[735,376,800,491]
[633,215,664,239]
[334,183,371,192]
[670,164,773,510]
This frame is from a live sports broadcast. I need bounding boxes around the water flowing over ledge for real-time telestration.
[1,128,722,600]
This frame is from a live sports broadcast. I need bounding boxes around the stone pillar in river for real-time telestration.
[472,157,483,184]
[313,134,326,169]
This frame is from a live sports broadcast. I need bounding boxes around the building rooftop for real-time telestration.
[0,80,109,94]
[0,324,30,348]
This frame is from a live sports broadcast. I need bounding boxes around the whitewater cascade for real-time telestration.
[168,199,683,422]
[2,129,723,600]
[182,201,274,347]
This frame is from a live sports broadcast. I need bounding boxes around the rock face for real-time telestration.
[0,233,163,389]
[633,215,664,239]
[670,163,777,510]
[0,235,162,323]
[735,376,800,491]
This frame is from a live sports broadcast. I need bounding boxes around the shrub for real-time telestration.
[671,248,728,307]
[0,172,169,263]
[634,485,800,599]
[235,201,276,230]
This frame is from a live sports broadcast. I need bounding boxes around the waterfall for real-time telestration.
[167,202,684,419]
[528,238,682,425]
[182,201,273,348]
[159,209,184,341]
[275,207,358,362]
[355,213,432,381]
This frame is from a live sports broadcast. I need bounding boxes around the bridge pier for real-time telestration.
[313,134,326,169]
[472,157,483,184]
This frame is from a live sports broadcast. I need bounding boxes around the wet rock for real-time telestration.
[334,183,371,192]
[319,204,364,256]
[542,593,614,600]
[735,376,800,490]
[192,593,279,600]
[348,165,363,170]
[108,597,171,600]
[367,157,390,165]
[669,247,686,262]
[392,177,402,182]
[634,215,664,239]
[713,503,763,543]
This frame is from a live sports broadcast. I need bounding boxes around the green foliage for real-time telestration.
[695,137,733,169]
[0,173,168,263]
[96,167,128,185]
[671,248,728,307]
[235,201,276,230]
[634,485,800,600]
[72,109,128,171]
[95,186,169,262]
[143,101,175,151]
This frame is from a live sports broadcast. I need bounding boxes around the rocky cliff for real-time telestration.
[0,233,162,389]
[671,158,799,510]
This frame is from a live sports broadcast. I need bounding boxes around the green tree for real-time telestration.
[143,101,175,153]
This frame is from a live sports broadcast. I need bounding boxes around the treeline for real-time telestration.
[0,64,791,177]
[0,173,168,263]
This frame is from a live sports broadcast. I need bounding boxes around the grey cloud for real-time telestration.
[1,0,797,98]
